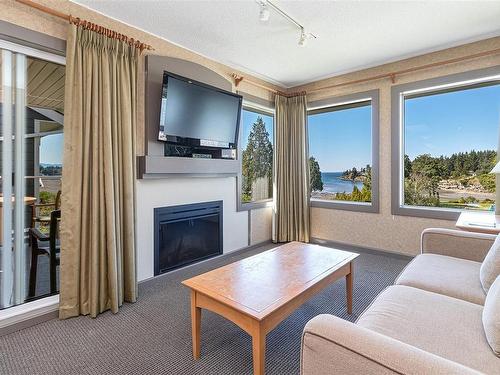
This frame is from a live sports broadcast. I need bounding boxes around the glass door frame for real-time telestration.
[0,39,65,310]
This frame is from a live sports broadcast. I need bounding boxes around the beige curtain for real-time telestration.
[273,94,310,243]
[59,24,138,319]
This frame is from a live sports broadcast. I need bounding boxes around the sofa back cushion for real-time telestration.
[480,235,500,293]
[483,275,500,357]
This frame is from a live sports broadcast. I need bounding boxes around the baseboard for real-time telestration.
[310,237,414,261]
[138,239,274,285]
[0,295,59,337]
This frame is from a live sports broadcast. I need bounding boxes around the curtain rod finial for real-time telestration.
[232,74,244,87]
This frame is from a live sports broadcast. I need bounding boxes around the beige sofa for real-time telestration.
[301,228,500,375]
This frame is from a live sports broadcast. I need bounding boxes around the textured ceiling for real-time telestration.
[0,57,65,112]
[27,58,65,112]
[73,1,500,87]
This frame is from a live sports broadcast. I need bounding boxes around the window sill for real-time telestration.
[0,294,59,336]
[392,205,462,221]
[310,198,379,213]
[237,199,273,212]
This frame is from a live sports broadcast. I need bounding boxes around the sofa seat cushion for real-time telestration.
[357,285,499,374]
[395,253,486,305]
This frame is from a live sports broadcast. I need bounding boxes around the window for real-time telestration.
[392,67,500,219]
[1,48,65,310]
[238,107,274,209]
[307,90,379,212]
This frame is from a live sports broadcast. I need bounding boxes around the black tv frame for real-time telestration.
[158,71,242,152]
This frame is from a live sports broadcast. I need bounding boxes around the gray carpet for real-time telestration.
[0,243,410,375]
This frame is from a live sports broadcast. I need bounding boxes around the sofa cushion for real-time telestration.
[483,276,500,357]
[395,253,485,305]
[480,235,500,293]
[357,285,499,374]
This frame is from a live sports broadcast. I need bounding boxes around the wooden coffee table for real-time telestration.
[182,241,358,375]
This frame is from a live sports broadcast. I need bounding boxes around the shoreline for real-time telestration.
[438,188,494,201]
[312,188,494,201]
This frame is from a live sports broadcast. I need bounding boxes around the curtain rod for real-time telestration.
[15,0,154,51]
[233,46,500,95]
[231,73,305,98]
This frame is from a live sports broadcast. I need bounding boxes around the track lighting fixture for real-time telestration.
[298,28,308,47]
[258,1,270,22]
[255,0,316,46]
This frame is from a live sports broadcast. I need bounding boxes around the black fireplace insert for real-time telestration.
[154,201,223,275]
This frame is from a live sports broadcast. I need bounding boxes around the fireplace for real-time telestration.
[154,201,223,275]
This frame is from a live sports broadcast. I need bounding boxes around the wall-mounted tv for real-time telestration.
[158,72,242,151]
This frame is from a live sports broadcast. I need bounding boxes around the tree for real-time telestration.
[410,154,444,199]
[309,157,323,191]
[241,117,273,202]
[363,164,372,191]
[351,167,358,180]
[404,154,412,178]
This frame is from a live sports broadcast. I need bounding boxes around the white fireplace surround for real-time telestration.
[135,177,272,281]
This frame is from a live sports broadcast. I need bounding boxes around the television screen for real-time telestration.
[158,72,242,148]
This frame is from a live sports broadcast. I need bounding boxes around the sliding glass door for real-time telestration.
[0,42,65,310]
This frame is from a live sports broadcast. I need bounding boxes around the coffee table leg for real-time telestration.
[251,325,266,375]
[346,262,353,314]
[190,290,201,359]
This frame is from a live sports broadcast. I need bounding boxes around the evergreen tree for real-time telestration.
[241,117,273,201]
[309,157,323,191]
[404,154,412,178]
[364,164,372,191]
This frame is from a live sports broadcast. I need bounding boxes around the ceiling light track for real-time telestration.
[256,0,317,46]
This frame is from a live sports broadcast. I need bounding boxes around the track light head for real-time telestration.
[298,29,308,46]
[259,2,270,22]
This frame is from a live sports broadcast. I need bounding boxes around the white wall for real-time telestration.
[135,177,249,281]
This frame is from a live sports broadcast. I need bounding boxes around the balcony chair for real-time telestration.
[28,209,61,298]
[31,190,61,228]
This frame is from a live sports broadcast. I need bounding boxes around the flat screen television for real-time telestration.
[158,72,243,151]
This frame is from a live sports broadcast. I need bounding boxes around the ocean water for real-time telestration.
[320,172,364,194]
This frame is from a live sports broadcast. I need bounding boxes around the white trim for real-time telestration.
[14,53,27,304]
[307,96,372,112]
[29,107,64,125]
[242,100,275,115]
[0,131,64,141]
[1,49,14,308]
[0,39,65,65]
[402,74,500,97]
[0,295,59,330]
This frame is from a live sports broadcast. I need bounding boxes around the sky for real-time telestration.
[308,105,372,172]
[404,84,500,160]
[241,109,274,150]
[39,133,63,165]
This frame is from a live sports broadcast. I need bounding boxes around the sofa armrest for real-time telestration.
[301,315,480,375]
[421,228,495,262]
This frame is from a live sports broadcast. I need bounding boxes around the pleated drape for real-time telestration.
[273,94,310,243]
[59,24,138,319]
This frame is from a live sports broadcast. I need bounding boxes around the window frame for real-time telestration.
[237,103,275,211]
[391,66,500,220]
[307,89,380,213]
[0,30,65,312]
